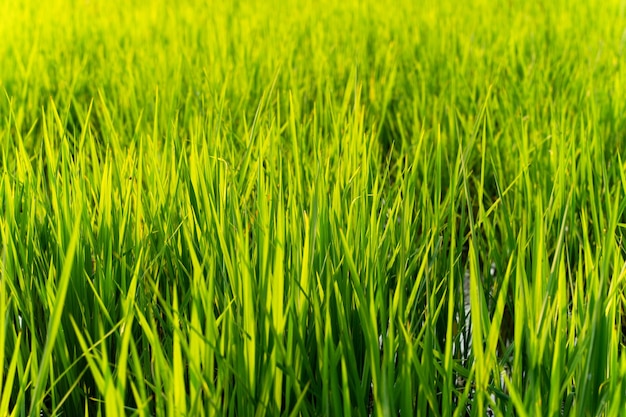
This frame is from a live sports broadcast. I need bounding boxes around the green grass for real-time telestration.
[2,0,626,415]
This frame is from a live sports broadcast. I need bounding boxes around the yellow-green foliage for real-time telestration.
[1,0,626,416]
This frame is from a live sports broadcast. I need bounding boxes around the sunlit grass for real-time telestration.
[2,0,626,415]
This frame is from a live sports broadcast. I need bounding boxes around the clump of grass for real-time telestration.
[2,0,626,415]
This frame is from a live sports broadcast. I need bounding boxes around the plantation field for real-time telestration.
[2,0,626,415]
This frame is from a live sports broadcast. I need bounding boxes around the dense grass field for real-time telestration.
[2,0,626,415]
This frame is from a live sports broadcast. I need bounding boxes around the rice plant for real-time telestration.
[2,0,626,415]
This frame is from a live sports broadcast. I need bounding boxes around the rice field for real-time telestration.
[2,0,626,415]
